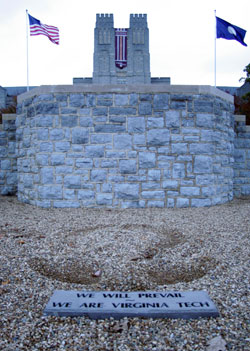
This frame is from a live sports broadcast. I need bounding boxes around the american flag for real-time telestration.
[28,14,59,45]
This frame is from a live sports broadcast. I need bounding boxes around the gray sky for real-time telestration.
[0,0,249,88]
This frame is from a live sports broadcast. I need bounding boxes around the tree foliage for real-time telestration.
[240,63,250,84]
[234,64,250,125]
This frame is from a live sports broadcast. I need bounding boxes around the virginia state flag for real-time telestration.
[216,16,247,46]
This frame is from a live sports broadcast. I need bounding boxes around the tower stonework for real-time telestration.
[93,14,151,84]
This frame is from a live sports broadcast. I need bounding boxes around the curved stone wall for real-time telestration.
[16,84,234,208]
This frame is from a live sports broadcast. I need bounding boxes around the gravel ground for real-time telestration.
[0,195,249,350]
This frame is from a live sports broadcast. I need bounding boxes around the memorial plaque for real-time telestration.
[44,290,219,319]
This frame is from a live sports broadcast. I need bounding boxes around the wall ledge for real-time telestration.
[18,84,234,104]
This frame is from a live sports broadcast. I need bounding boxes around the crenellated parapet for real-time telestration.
[96,14,114,28]
[129,14,148,28]
[93,14,150,84]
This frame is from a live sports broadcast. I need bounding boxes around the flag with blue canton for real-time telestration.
[216,16,247,47]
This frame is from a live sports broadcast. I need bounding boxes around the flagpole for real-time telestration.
[214,10,217,87]
[26,9,30,92]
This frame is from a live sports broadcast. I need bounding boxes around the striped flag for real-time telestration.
[28,14,59,45]
[115,29,127,68]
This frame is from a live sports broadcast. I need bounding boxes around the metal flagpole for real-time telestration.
[26,9,30,91]
[214,10,217,87]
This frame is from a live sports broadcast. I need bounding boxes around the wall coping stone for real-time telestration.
[234,115,246,122]
[18,84,234,103]
[2,114,16,121]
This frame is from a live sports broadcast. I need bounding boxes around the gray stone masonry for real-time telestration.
[233,115,250,196]
[0,114,17,195]
[15,84,237,208]
[93,14,150,84]
[0,86,7,109]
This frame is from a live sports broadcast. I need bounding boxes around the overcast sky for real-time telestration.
[0,0,249,88]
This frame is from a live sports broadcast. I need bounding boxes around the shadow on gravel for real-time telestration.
[148,256,216,284]
[28,257,101,285]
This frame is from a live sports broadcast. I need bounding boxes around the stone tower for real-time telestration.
[93,14,151,84]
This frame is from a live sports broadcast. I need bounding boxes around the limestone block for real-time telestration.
[85,145,105,158]
[34,94,54,103]
[64,175,81,188]
[36,115,54,127]
[176,198,189,208]
[147,129,170,146]
[110,107,137,115]
[119,159,137,174]
[129,94,139,105]
[91,170,107,182]
[80,117,93,127]
[35,103,59,115]
[147,117,164,128]
[194,156,213,174]
[36,154,49,166]
[133,134,146,145]
[141,182,160,190]
[180,187,200,196]
[93,107,108,116]
[37,129,49,141]
[69,94,85,107]
[55,166,73,174]
[38,185,63,199]
[94,124,126,133]
[114,134,132,149]
[162,180,178,189]
[61,115,78,128]
[128,117,145,133]
[173,163,185,178]
[41,167,54,184]
[147,200,165,207]
[109,115,126,123]
[139,102,152,115]
[72,128,89,144]
[171,143,188,154]
[165,110,180,128]
[115,94,129,106]
[196,113,214,128]
[50,128,64,140]
[196,175,215,185]
[148,169,161,181]
[141,190,165,199]
[1,159,11,170]
[139,152,156,168]
[54,141,71,152]
[115,183,139,200]
[97,193,113,205]
[191,198,212,207]
[194,99,213,113]
[101,159,117,168]
[78,190,95,199]
[121,201,145,208]
[61,107,77,114]
[170,100,186,110]
[153,94,169,109]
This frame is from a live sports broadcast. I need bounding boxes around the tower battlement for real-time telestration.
[93,13,150,84]
[96,14,114,27]
[130,14,148,28]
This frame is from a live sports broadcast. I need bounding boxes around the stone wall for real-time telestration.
[15,84,235,208]
[233,115,250,196]
[0,87,7,109]
[0,114,17,195]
